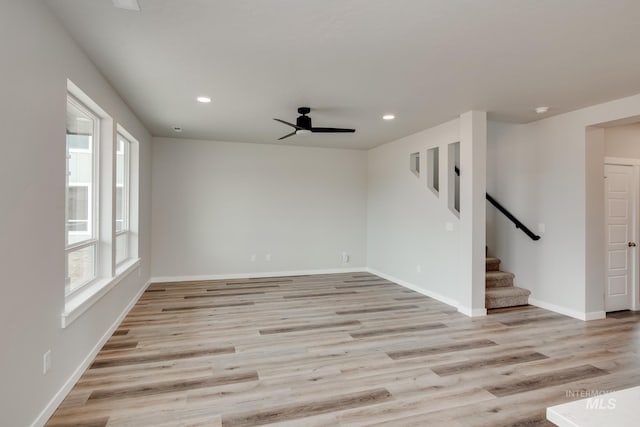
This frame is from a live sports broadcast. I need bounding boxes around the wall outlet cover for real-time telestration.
[43,350,51,374]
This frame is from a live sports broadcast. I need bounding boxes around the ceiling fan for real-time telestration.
[274,107,356,140]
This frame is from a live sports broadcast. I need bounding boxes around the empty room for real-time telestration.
[4,0,640,426]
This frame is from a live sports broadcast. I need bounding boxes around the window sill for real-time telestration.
[62,258,141,328]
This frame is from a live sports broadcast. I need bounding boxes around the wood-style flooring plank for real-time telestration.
[485,364,610,397]
[387,338,497,360]
[90,346,235,369]
[88,371,258,401]
[221,388,392,427]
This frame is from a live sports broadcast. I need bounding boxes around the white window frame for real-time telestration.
[63,80,141,328]
[115,132,131,266]
[65,95,100,298]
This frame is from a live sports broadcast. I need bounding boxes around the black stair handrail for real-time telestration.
[454,166,540,241]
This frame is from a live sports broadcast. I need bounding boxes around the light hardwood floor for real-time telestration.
[46,272,640,426]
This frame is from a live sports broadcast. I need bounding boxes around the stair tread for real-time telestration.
[485,257,501,263]
[486,286,531,297]
[485,271,514,279]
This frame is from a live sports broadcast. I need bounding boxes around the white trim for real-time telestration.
[584,310,607,321]
[62,258,141,327]
[529,297,606,321]
[605,156,640,166]
[65,237,97,253]
[366,267,461,311]
[150,267,367,283]
[458,306,488,317]
[32,278,150,427]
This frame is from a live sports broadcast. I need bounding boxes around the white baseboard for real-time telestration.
[150,267,367,283]
[31,279,151,427]
[366,267,461,310]
[458,306,488,317]
[584,310,607,321]
[528,297,606,321]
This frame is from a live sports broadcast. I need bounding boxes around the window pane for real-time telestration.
[116,233,128,264]
[116,134,129,235]
[115,186,124,233]
[67,134,90,151]
[66,99,95,246]
[67,186,89,236]
[67,245,96,294]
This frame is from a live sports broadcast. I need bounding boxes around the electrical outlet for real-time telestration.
[250,254,256,262]
[43,350,52,375]
[265,254,271,262]
[341,252,350,264]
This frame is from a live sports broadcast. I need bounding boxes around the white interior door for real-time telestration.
[605,164,635,312]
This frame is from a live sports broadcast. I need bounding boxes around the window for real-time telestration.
[115,133,131,265]
[65,96,99,295]
[63,81,141,327]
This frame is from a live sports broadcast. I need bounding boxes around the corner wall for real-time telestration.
[366,114,486,314]
[487,93,640,319]
[0,1,152,426]
[151,138,368,279]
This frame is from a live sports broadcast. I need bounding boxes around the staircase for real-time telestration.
[485,257,531,309]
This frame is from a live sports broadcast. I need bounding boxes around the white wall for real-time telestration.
[366,115,486,314]
[0,1,152,426]
[604,123,640,158]
[151,138,367,279]
[487,93,640,319]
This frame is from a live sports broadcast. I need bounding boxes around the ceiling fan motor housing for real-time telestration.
[296,114,312,130]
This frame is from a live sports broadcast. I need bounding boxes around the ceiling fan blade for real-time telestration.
[278,131,297,140]
[311,127,356,133]
[274,118,303,130]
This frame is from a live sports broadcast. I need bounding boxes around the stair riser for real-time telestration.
[486,277,514,288]
[486,296,529,309]
[486,260,500,272]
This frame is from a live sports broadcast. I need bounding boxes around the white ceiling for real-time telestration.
[45,0,640,149]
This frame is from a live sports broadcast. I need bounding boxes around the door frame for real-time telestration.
[605,157,640,311]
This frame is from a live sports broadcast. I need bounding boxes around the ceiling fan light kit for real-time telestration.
[274,107,356,140]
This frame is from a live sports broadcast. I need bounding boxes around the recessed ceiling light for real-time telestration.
[112,0,140,12]
[197,96,212,103]
[172,125,183,133]
[535,106,549,114]
[383,114,395,120]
